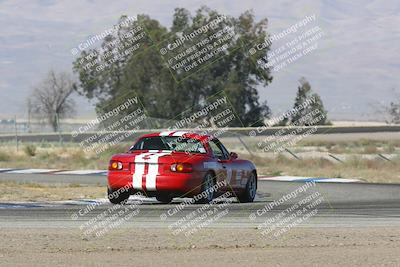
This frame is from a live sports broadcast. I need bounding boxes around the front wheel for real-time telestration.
[107,187,130,204]
[237,172,257,203]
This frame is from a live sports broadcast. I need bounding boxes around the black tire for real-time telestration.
[107,187,130,204]
[156,194,173,204]
[195,172,215,204]
[237,172,257,203]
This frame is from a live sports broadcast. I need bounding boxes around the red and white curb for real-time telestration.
[0,168,107,176]
[258,175,360,183]
[0,168,361,183]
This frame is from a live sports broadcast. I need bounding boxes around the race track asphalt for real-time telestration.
[0,173,400,229]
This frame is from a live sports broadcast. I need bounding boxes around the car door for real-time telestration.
[209,139,238,189]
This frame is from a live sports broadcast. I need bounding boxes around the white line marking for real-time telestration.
[316,178,360,183]
[55,170,105,175]
[7,169,61,174]
[258,176,360,183]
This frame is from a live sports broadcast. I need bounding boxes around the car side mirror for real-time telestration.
[230,152,238,159]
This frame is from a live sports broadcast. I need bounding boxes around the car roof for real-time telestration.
[140,131,211,141]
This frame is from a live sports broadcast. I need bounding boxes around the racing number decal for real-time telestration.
[225,165,233,184]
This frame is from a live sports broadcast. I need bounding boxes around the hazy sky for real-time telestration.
[0,0,399,121]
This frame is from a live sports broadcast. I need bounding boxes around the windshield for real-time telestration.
[130,136,207,154]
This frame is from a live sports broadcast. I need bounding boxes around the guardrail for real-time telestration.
[0,125,399,143]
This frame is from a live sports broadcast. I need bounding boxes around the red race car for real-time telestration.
[107,131,257,204]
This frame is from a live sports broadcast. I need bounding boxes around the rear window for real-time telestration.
[130,136,207,154]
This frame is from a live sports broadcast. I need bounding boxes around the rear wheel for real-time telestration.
[237,172,257,203]
[107,187,130,204]
[196,172,215,204]
[156,194,173,204]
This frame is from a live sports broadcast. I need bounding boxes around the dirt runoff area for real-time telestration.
[0,227,399,266]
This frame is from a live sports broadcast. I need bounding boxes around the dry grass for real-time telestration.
[250,155,400,183]
[222,137,400,155]
[298,139,400,155]
[0,142,130,170]
[0,181,105,201]
[0,140,400,184]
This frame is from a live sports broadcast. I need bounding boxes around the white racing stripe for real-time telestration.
[132,153,152,190]
[159,131,174,136]
[145,152,171,190]
[132,152,172,190]
[172,131,189,136]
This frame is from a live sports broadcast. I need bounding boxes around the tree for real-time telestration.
[28,70,76,132]
[73,7,272,127]
[369,89,399,124]
[388,103,400,123]
[387,95,400,124]
[288,77,328,126]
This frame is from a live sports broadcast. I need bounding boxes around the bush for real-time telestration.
[0,150,10,161]
[24,144,37,157]
[384,144,395,153]
[363,145,378,154]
